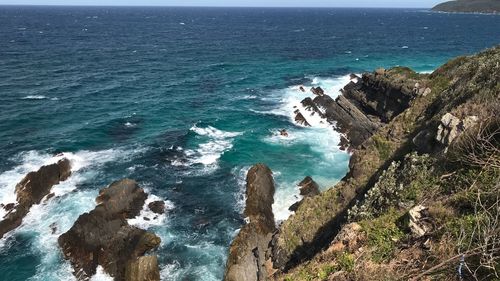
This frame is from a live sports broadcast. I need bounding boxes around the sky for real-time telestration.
[0,0,445,8]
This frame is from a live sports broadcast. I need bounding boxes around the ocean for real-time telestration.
[0,6,499,281]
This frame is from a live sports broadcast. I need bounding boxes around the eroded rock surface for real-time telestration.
[58,179,161,281]
[0,158,71,238]
[125,256,160,281]
[224,164,276,281]
[299,68,419,149]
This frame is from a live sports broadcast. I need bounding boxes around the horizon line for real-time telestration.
[0,4,433,9]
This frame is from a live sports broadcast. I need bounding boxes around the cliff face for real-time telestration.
[432,0,500,13]
[225,45,500,281]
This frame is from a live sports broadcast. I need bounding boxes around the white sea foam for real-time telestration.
[183,125,241,170]
[21,95,47,100]
[128,194,174,231]
[89,266,113,281]
[232,166,251,214]
[263,75,352,221]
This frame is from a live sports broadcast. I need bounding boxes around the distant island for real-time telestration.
[432,0,500,14]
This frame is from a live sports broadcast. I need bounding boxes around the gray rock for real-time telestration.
[224,164,275,281]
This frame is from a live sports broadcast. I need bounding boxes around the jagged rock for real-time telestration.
[125,256,160,281]
[436,113,478,146]
[224,164,275,281]
[148,201,165,214]
[289,177,320,212]
[310,87,325,96]
[299,86,305,92]
[58,179,161,281]
[298,68,417,149]
[298,176,320,197]
[0,158,71,238]
[397,205,432,238]
[294,112,311,127]
[350,73,360,80]
[313,94,381,148]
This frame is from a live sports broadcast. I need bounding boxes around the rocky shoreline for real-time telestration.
[225,45,500,280]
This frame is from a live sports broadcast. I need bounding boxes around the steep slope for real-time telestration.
[224,45,500,281]
[275,46,500,280]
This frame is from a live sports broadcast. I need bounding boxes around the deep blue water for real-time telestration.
[0,6,499,281]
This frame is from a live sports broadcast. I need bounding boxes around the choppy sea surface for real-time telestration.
[0,6,499,281]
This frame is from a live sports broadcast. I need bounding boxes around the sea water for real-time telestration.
[0,6,499,281]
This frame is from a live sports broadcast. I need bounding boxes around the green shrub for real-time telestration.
[360,211,405,263]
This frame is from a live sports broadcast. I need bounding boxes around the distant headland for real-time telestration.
[432,0,500,14]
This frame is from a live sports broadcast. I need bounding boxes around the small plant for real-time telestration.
[360,211,405,263]
[337,253,355,272]
[372,135,393,161]
[318,264,336,280]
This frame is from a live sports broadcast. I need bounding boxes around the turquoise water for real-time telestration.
[0,6,499,281]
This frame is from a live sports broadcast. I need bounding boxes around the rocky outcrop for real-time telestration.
[289,176,320,212]
[397,205,433,238]
[224,164,275,281]
[436,113,478,146]
[299,69,419,149]
[0,158,71,238]
[310,87,325,96]
[298,176,320,197]
[58,179,161,281]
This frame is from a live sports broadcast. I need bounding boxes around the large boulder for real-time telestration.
[58,179,161,281]
[224,164,276,281]
[0,158,71,238]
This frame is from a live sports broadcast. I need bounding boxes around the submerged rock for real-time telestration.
[58,179,161,281]
[0,158,71,238]
[148,201,165,214]
[224,164,276,281]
